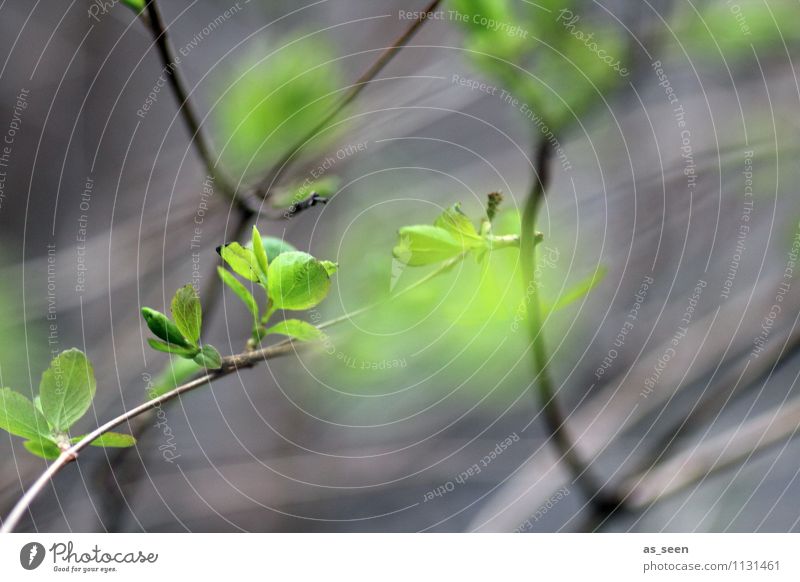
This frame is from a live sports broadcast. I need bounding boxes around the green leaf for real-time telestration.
[39,349,96,432]
[267,252,333,311]
[170,285,202,345]
[246,236,298,265]
[251,226,269,280]
[218,242,263,283]
[0,388,51,440]
[550,266,608,311]
[264,319,324,342]
[393,225,471,266]
[71,432,136,448]
[141,307,192,348]
[320,261,338,276]
[121,0,145,13]
[148,357,202,398]
[23,438,61,460]
[218,267,259,324]
[434,203,482,244]
[33,395,44,416]
[264,238,296,264]
[193,345,223,370]
[147,338,200,358]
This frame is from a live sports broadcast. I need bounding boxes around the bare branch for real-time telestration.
[622,397,800,509]
[143,1,239,203]
[520,136,620,514]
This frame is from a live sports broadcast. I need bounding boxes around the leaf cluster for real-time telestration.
[217,226,336,347]
[0,349,135,460]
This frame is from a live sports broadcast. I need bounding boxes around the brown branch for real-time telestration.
[143,0,240,204]
[520,136,620,515]
[251,0,443,202]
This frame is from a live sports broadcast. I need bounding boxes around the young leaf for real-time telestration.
[549,266,608,311]
[393,225,469,266]
[217,242,262,283]
[218,267,259,324]
[320,261,338,277]
[71,433,136,448]
[121,0,145,13]
[261,237,298,264]
[0,387,51,440]
[23,438,61,460]
[193,345,223,370]
[264,319,324,342]
[33,395,44,416]
[251,226,269,280]
[434,204,483,244]
[141,308,192,348]
[39,349,96,432]
[267,252,332,311]
[147,338,200,359]
[171,285,202,345]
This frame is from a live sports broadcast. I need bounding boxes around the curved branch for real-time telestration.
[519,137,620,514]
[143,0,239,203]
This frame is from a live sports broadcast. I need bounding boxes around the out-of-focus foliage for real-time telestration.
[216,37,342,175]
[0,261,41,396]
[300,206,604,407]
[671,0,800,58]
[450,0,629,129]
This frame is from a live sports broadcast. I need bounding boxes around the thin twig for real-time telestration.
[251,0,443,202]
[519,137,620,514]
[143,0,239,202]
[621,396,800,509]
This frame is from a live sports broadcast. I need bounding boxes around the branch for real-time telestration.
[621,396,800,509]
[143,0,239,203]
[251,0,443,202]
[519,137,619,514]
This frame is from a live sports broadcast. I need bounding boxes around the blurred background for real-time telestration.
[1,0,799,532]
